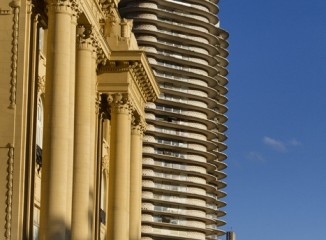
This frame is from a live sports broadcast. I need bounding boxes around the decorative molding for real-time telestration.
[98,59,158,102]
[98,60,131,73]
[98,1,117,19]
[4,144,14,240]
[0,9,12,15]
[37,76,45,95]
[80,0,110,63]
[8,1,20,109]
[129,61,157,102]
[101,155,109,173]
[71,0,82,17]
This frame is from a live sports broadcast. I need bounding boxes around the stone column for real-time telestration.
[89,44,98,240]
[107,93,133,240]
[130,117,146,240]
[66,9,78,237]
[71,26,94,240]
[39,1,74,239]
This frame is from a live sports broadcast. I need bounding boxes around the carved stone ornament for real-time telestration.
[4,144,14,240]
[8,0,20,109]
[37,76,45,94]
[47,0,81,16]
[132,116,147,136]
[102,155,109,173]
[107,93,134,115]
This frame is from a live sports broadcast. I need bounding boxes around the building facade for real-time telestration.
[0,0,159,240]
[0,0,228,239]
[119,0,229,239]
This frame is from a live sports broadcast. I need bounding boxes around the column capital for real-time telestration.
[47,0,81,16]
[131,116,146,136]
[76,25,94,51]
[107,93,134,116]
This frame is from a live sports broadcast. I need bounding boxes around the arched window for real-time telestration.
[36,98,44,169]
[100,171,107,225]
[36,98,43,148]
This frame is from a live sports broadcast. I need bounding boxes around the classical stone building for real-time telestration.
[119,0,229,239]
[0,0,159,240]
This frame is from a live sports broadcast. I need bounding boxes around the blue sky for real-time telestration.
[219,0,326,239]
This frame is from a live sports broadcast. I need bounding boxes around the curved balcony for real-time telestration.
[159,88,228,114]
[120,0,219,20]
[142,224,206,240]
[142,194,227,216]
[142,150,219,172]
[142,206,225,229]
[142,180,227,205]
[143,162,223,188]
[153,72,228,102]
[145,104,223,131]
[149,62,227,94]
[146,128,217,151]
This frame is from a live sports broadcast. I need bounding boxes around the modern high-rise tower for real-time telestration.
[119,1,229,239]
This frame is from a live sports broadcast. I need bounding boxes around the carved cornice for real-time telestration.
[98,51,160,103]
[107,93,134,115]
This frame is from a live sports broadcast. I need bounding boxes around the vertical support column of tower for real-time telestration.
[107,93,133,240]
[130,117,146,240]
[39,1,75,239]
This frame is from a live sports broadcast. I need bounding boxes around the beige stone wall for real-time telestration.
[0,1,30,238]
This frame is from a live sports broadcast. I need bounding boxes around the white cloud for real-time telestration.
[246,151,265,162]
[288,138,302,146]
[263,136,287,151]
